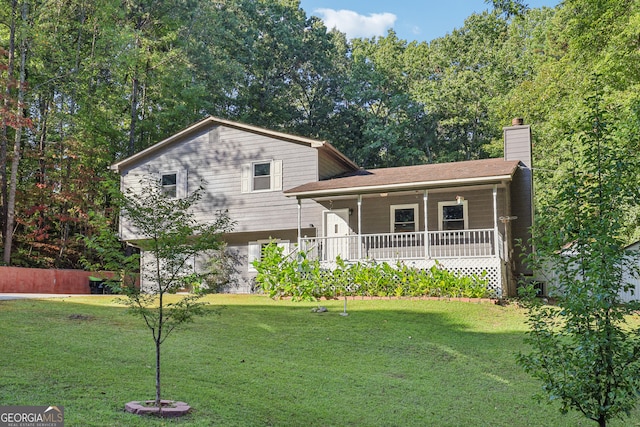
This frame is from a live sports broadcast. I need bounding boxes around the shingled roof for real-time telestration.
[285,158,522,198]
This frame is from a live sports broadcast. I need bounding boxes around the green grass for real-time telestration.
[0,295,639,426]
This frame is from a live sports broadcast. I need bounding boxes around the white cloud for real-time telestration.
[314,8,396,39]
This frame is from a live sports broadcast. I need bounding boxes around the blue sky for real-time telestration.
[298,0,560,42]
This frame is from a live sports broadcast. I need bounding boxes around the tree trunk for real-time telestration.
[155,291,163,413]
[37,97,49,185]
[3,0,26,265]
[0,0,18,244]
[155,335,162,412]
[128,76,138,156]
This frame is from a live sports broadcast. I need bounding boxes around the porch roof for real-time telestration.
[285,158,521,198]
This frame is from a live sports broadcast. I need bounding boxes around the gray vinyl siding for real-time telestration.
[318,150,353,179]
[427,189,506,234]
[137,229,311,294]
[510,165,534,275]
[359,195,424,234]
[195,125,321,233]
[504,125,532,168]
[119,124,324,241]
[503,124,533,278]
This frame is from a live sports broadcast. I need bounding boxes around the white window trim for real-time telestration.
[241,160,283,193]
[390,204,419,233]
[247,239,290,272]
[159,170,187,199]
[437,200,469,231]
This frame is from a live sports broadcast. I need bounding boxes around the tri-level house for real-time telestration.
[110,117,533,296]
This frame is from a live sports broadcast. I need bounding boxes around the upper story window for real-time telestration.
[242,160,283,193]
[158,170,187,199]
[253,162,271,191]
[161,172,177,198]
[390,204,419,233]
[438,200,468,230]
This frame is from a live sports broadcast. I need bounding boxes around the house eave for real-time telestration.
[319,141,359,171]
[285,175,514,199]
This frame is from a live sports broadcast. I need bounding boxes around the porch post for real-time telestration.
[492,185,499,257]
[423,190,429,258]
[297,198,302,250]
[357,195,363,259]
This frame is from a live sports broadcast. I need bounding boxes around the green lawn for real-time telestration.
[0,295,638,426]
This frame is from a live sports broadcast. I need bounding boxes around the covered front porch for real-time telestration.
[284,158,524,297]
[292,189,513,297]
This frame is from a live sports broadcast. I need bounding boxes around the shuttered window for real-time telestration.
[241,160,282,193]
[161,173,177,198]
[160,170,187,198]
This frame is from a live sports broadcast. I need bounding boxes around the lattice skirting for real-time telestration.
[322,257,505,297]
[404,258,504,297]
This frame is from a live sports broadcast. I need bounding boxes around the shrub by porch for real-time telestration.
[254,243,491,301]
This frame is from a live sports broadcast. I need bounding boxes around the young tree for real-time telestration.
[518,87,640,427]
[112,178,233,412]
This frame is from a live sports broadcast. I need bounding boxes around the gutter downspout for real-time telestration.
[493,185,499,258]
[297,199,302,252]
[357,195,362,259]
[424,190,429,259]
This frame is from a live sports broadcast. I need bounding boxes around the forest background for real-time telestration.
[0,0,638,269]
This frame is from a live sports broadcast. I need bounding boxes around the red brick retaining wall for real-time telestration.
[0,267,115,294]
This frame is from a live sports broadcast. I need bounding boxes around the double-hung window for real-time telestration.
[253,162,271,191]
[438,200,468,230]
[390,204,419,233]
[161,172,178,198]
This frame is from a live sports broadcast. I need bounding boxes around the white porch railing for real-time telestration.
[299,229,504,263]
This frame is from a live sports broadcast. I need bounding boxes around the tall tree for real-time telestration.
[10,0,123,267]
[416,11,512,162]
[487,0,529,17]
[2,0,30,265]
[118,0,198,155]
[211,0,348,139]
[338,31,434,168]
[501,0,640,240]
[0,0,19,250]
[0,0,215,267]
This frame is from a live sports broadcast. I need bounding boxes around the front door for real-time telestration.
[324,209,351,260]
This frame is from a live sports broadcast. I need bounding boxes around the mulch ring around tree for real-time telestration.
[125,400,191,418]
